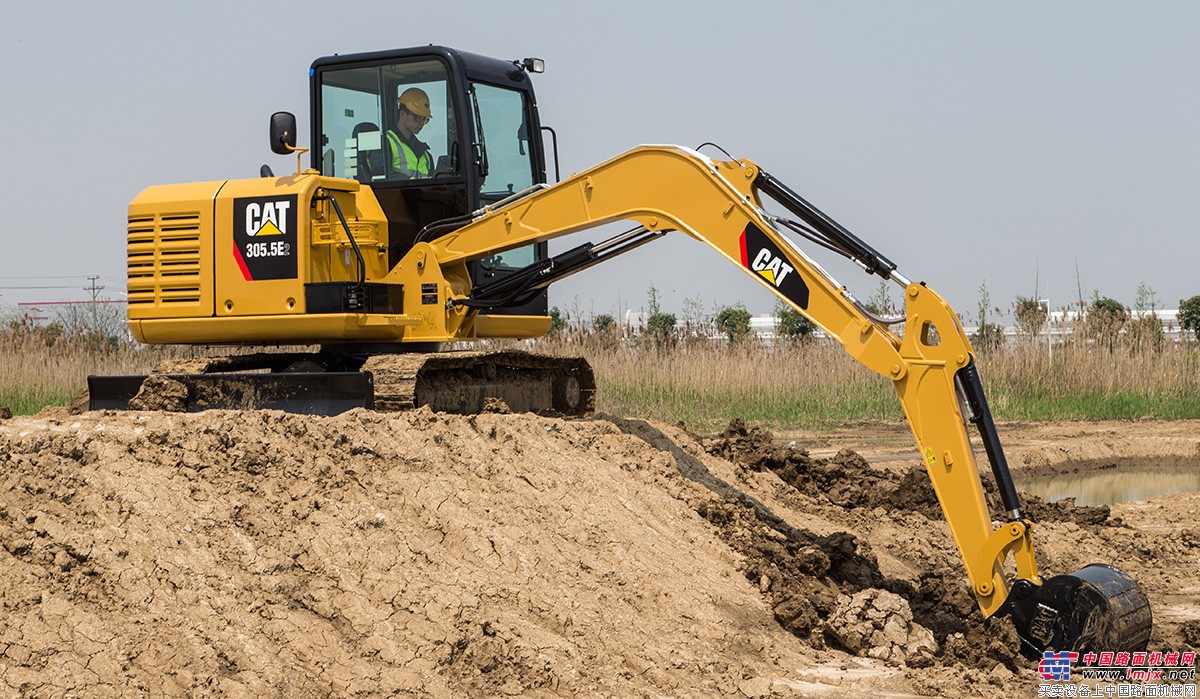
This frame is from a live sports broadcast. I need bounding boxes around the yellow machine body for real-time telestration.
[126,173,548,346]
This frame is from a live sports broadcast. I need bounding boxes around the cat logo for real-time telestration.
[232,195,298,281]
[738,223,810,309]
[750,248,794,287]
[244,200,291,237]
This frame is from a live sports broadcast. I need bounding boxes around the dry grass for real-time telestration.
[529,331,1200,431]
[0,333,196,414]
[3,326,1197,428]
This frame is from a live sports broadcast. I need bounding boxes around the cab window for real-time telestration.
[472,83,535,200]
[319,60,460,183]
[472,82,537,269]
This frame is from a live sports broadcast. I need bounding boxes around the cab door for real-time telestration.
[466,80,548,315]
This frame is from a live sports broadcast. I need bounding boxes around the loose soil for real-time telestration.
[0,408,1196,697]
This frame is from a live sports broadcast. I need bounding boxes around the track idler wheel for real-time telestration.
[1007,563,1153,659]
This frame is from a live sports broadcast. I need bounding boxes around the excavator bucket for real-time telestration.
[1007,563,1153,659]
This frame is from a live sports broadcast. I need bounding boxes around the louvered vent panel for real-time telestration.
[127,211,202,306]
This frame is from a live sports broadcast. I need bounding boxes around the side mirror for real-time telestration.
[269,112,297,155]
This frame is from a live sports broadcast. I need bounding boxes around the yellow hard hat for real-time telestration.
[397,87,431,118]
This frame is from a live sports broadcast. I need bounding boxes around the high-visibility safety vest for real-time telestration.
[386,130,432,178]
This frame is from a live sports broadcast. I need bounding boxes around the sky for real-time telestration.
[2,1,1197,325]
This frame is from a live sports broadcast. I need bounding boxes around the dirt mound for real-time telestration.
[0,411,1195,697]
[700,419,1028,672]
[708,418,1115,527]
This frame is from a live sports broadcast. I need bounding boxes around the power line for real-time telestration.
[0,275,94,280]
[0,285,80,289]
[17,300,126,306]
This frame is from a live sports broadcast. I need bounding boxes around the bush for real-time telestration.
[548,307,564,336]
[1180,296,1200,342]
[1014,297,1048,338]
[643,286,677,349]
[774,302,816,342]
[714,304,752,344]
[645,311,677,348]
[1084,296,1128,350]
[1127,313,1164,353]
[971,322,1005,351]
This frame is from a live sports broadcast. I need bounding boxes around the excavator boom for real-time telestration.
[414,144,1151,654]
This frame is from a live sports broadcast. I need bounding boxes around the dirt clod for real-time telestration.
[127,375,188,411]
[825,589,938,666]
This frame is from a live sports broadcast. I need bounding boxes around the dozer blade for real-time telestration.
[88,373,374,416]
[1007,563,1153,659]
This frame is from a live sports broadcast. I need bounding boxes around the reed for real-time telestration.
[2,326,1197,430]
[531,331,1200,431]
[0,333,194,414]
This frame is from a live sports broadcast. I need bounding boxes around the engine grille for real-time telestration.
[127,211,203,306]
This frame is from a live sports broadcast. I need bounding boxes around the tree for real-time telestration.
[714,303,753,343]
[1134,282,1159,314]
[593,313,615,332]
[865,279,896,316]
[1180,296,1200,342]
[1013,296,1048,338]
[1083,295,1128,350]
[680,295,706,340]
[1128,283,1164,352]
[971,281,1004,350]
[644,286,677,348]
[547,306,564,336]
[774,302,816,342]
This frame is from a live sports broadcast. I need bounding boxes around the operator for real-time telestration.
[386,87,435,179]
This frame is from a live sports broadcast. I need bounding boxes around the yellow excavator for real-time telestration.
[90,46,1152,656]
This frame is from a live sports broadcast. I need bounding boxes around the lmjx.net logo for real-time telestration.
[1037,649,1198,697]
[1040,651,1080,681]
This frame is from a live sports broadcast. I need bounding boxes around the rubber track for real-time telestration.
[152,350,596,417]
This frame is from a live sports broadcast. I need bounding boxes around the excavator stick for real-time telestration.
[955,360,1153,655]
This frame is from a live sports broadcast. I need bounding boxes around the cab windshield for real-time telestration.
[319,59,459,183]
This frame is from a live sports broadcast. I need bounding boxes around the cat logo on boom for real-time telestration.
[232,195,298,281]
[738,223,810,309]
[750,247,794,287]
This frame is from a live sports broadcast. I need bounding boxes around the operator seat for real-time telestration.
[351,122,383,183]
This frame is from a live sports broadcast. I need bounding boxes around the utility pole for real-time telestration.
[85,276,104,330]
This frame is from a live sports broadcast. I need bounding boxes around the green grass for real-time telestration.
[598,376,901,431]
[541,333,1200,432]
[989,389,1200,422]
[0,390,79,416]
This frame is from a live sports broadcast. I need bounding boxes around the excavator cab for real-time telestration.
[309,46,551,316]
